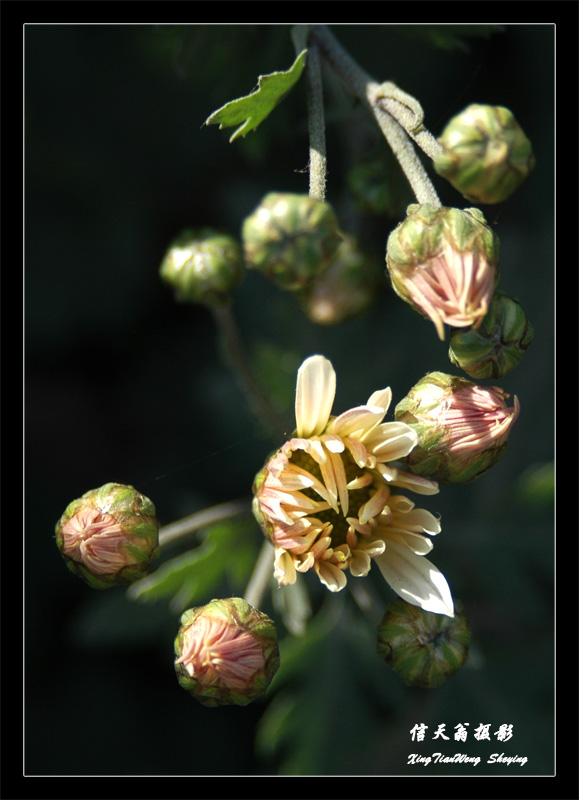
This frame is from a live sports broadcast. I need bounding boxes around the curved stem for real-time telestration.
[211,302,287,441]
[311,25,442,207]
[374,81,444,162]
[158,497,252,550]
[244,540,275,609]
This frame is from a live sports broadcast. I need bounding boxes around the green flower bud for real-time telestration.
[377,597,471,688]
[174,597,280,707]
[347,151,412,217]
[395,371,520,483]
[55,483,159,589]
[159,227,243,306]
[434,104,535,204]
[448,291,534,378]
[386,204,499,339]
[297,234,380,325]
[242,192,342,291]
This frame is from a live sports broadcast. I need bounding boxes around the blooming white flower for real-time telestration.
[252,355,454,617]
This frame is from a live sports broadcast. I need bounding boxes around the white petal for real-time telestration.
[386,530,434,555]
[366,422,418,460]
[349,550,371,576]
[318,450,344,513]
[377,465,440,496]
[319,434,345,453]
[346,473,373,491]
[366,387,392,414]
[273,549,297,587]
[316,561,348,592]
[375,542,454,617]
[395,507,442,535]
[358,485,390,525]
[295,355,336,438]
[331,404,385,438]
[344,436,371,468]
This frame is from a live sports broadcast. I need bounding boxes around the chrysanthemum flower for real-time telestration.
[252,355,454,617]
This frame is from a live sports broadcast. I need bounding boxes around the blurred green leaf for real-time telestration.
[257,596,404,775]
[399,24,505,53]
[127,518,259,613]
[205,49,307,141]
[253,340,301,418]
[513,461,554,508]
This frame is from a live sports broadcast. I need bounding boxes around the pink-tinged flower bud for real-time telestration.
[55,483,159,589]
[377,597,471,688]
[297,234,381,325]
[386,204,499,340]
[395,372,520,483]
[174,598,280,707]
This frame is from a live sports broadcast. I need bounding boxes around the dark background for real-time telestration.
[25,24,555,778]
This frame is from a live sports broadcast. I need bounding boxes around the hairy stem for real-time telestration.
[311,25,441,207]
[211,302,287,441]
[292,25,327,200]
[304,40,327,200]
[244,540,275,609]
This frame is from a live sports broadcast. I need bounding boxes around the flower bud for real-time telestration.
[377,597,471,688]
[346,152,411,218]
[434,104,535,204]
[297,234,380,325]
[55,483,159,589]
[395,371,520,483]
[174,597,280,707]
[242,192,342,291]
[386,204,499,339]
[159,228,244,306]
[448,291,534,378]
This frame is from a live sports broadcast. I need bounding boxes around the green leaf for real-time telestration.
[126,518,259,613]
[205,49,307,141]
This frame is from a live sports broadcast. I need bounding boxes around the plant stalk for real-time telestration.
[158,498,252,550]
[311,25,442,207]
[211,302,287,441]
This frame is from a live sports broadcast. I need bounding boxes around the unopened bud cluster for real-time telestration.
[160,227,244,306]
[377,597,471,688]
[434,104,535,204]
[174,597,280,707]
[449,291,534,378]
[242,192,342,291]
[55,483,159,589]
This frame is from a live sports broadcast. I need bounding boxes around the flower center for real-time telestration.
[289,446,374,547]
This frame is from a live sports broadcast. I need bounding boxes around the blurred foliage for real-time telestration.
[25,24,555,778]
[397,24,506,54]
[127,517,259,613]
